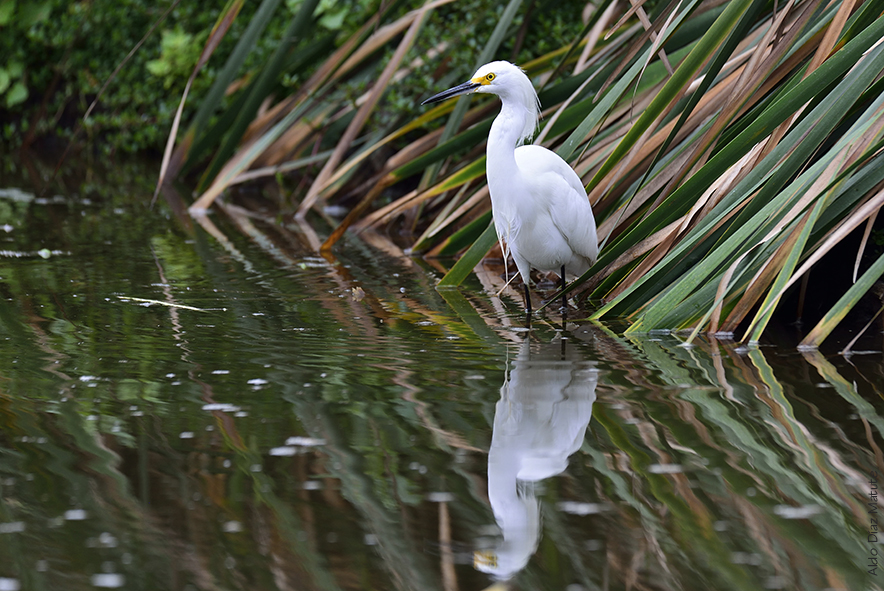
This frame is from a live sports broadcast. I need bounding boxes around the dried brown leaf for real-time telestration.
[298,6,432,218]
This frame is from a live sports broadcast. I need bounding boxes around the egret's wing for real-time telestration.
[515,146,598,265]
[517,145,586,197]
[546,174,598,265]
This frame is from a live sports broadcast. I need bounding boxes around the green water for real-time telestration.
[0,158,883,591]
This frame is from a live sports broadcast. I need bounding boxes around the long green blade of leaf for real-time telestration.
[189,97,316,212]
[422,0,524,189]
[584,0,754,194]
[197,0,321,192]
[589,20,884,322]
[437,222,497,288]
[429,210,492,257]
[177,0,281,174]
[744,179,838,343]
[799,249,884,349]
[154,0,245,201]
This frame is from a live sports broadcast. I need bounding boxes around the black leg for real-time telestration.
[523,282,532,316]
[561,265,567,311]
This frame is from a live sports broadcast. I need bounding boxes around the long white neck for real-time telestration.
[492,97,532,148]
[486,99,532,203]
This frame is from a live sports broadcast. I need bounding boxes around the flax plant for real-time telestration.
[164,0,884,347]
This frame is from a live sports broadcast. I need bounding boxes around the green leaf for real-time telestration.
[799,249,884,349]
[421,0,524,189]
[5,81,27,107]
[197,0,322,191]
[0,0,14,26]
[18,0,49,27]
[427,210,492,256]
[590,17,884,324]
[190,96,316,211]
[555,47,649,162]
[390,121,491,181]
[585,0,755,194]
[556,0,704,163]
[146,59,171,77]
[744,192,829,343]
[6,61,22,78]
[437,222,497,288]
[318,7,346,30]
[179,0,283,173]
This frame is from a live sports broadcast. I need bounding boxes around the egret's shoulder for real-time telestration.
[514,144,565,169]
[514,145,585,197]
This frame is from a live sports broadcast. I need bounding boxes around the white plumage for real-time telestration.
[423,61,598,311]
[476,338,597,579]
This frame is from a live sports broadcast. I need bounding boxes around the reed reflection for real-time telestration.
[475,335,597,580]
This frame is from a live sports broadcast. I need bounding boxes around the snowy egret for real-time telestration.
[476,339,597,579]
[422,61,598,314]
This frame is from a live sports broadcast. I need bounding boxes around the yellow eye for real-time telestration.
[486,73,495,81]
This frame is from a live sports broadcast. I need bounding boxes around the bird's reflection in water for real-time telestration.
[475,334,597,580]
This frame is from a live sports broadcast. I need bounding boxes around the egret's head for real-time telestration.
[422,61,540,144]
[470,61,527,97]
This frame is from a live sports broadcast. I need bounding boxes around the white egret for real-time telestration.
[422,61,598,314]
[476,338,597,579]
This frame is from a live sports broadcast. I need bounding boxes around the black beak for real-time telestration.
[421,80,481,105]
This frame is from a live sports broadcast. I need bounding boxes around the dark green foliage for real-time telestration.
[0,0,589,154]
[0,0,377,152]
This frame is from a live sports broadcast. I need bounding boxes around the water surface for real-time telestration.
[0,157,882,590]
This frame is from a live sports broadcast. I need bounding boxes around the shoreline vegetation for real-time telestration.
[4,0,884,347]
